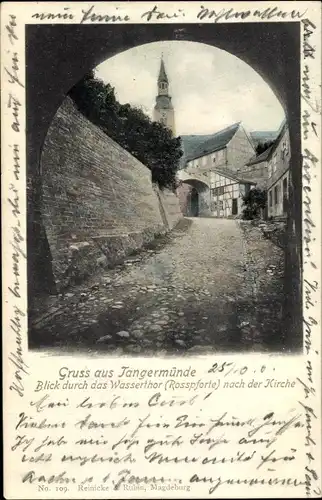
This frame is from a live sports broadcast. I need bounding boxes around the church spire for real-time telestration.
[157,56,169,97]
[158,56,168,84]
[153,55,176,136]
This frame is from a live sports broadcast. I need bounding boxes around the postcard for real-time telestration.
[2,1,321,498]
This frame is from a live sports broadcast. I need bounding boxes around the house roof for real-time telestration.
[178,123,283,170]
[250,130,279,146]
[247,145,274,166]
[186,122,240,161]
[214,167,256,185]
[178,134,216,168]
[265,118,288,159]
[180,134,215,155]
[246,119,288,165]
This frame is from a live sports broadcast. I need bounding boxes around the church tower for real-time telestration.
[153,57,176,136]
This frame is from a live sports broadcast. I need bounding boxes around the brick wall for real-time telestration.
[39,97,182,291]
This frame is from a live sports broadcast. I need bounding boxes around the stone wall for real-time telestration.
[267,170,290,218]
[266,126,290,219]
[267,127,290,188]
[156,187,184,228]
[39,97,182,291]
[226,125,256,171]
[176,183,192,215]
[237,160,268,189]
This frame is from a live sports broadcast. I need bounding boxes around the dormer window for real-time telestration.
[281,141,289,160]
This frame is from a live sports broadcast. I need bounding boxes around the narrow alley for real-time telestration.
[29,218,286,355]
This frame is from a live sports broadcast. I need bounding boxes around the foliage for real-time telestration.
[242,188,267,220]
[68,70,182,190]
[255,140,274,155]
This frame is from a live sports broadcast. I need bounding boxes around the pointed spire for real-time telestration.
[158,56,168,83]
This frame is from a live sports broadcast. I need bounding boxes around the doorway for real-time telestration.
[232,198,238,215]
[190,188,199,217]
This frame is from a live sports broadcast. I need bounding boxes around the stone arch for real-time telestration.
[177,179,210,217]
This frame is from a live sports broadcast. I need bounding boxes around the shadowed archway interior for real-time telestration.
[189,188,199,217]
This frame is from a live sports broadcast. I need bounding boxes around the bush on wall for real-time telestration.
[68,70,183,190]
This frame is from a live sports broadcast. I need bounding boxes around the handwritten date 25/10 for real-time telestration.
[208,362,268,377]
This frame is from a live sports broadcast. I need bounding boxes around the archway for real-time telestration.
[177,179,210,217]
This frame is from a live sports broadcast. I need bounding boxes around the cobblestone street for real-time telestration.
[30,218,286,355]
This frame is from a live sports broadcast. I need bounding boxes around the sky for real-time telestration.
[95,41,285,136]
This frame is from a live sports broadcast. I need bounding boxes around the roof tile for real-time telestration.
[186,122,240,161]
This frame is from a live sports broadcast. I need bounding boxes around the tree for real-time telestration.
[255,140,274,156]
[68,71,183,190]
[242,188,267,220]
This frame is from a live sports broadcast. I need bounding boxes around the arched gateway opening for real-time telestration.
[27,23,302,345]
[177,179,210,217]
[190,188,199,217]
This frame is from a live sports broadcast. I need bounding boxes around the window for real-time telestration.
[269,190,273,207]
[281,141,289,160]
[212,186,224,196]
[283,176,288,197]
[232,198,238,215]
[274,185,279,205]
[211,200,217,212]
[283,177,288,213]
[272,154,277,173]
